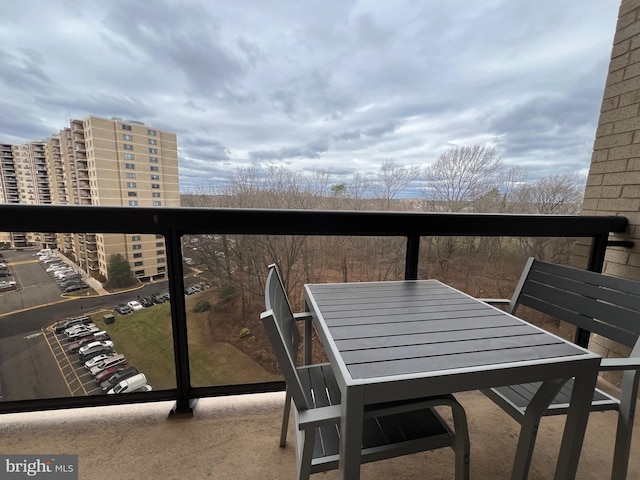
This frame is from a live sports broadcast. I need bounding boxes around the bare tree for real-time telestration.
[376,159,421,210]
[515,173,585,262]
[423,144,502,212]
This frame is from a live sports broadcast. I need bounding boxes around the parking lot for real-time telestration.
[43,314,152,395]
[0,248,209,401]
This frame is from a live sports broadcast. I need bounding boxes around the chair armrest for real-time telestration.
[600,357,640,371]
[297,404,342,430]
[293,312,313,322]
[476,298,510,304]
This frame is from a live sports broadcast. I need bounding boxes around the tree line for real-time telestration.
[182,144,585,315]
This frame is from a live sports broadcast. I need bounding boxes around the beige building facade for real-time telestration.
[1,115,179,282]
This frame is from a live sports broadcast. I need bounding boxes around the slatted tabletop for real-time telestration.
[305,280,587,383]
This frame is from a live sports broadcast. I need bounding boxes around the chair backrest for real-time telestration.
[510,257,640,349]
[262,265,313,410]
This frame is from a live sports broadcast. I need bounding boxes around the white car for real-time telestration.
[65,323,96,335]
[127,300,144,311]
[84,353,116,369]
[78,340,114,356]
[67,326,99,339]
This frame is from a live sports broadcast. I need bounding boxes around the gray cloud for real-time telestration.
[0,0,621,194]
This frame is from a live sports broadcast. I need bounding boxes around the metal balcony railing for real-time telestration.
[0,203,630,415]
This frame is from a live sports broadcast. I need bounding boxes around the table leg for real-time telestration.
[338,385,364,480]
[554,365,599,479]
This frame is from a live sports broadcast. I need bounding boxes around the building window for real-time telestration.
[124,144,133,150]
[127,182,137,188]
[123,134,133,141]
[133,244,142,250]
[153,201,161,206]
[157,250,165,255]
[151,184,160,189]
[133,252,142,258]
[126,173,136,178]
[150,157,159,163]
[150,166,159,172]
[132,235,141,241]
[157,266,166,273]
[157,258,165,264]
[155,241,164,247]
[155,234,163,239]
[148,139,157,145]
[124,153,134,160]
[125,163,135,170]
[128,192,137,197]
[151,175,160,180]
[134,269,145,276]
[149,148,158,154]
[134,261,143,267]
[128,200,138,206]
[122,124,132,131]
[152,192,161,197]
[148,129,157,136]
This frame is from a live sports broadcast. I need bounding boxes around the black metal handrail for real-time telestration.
[0,204,629,414]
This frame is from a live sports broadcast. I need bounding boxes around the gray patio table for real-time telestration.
[303,279,601,480]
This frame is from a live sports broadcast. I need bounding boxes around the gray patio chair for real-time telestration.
[480,258,640,479]
[262,264,470,480]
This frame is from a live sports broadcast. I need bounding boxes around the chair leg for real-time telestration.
[611,370,639,480]
[511,378,567,480]
[280,390,292,447]
[297,428,314,480]
[450,402,470,480]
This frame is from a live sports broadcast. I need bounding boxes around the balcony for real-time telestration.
[0,204,637,479]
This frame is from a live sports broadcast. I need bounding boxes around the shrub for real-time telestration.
[193,300,211,313]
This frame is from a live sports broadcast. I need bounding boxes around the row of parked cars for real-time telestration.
[114,292,170,315]
[38,249,90,293]
[112,282,210,315]
[53,315,151,394]
[0,253,16,290]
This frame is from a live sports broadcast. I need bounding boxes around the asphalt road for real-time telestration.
[0,249,173,401]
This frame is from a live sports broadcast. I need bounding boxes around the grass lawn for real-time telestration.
[90,295,279,390]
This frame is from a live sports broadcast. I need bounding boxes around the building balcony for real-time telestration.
[0,204,636,479]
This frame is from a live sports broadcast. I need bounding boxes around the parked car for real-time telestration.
[84,353,115,369]
[94,365,131,385]
[64,322,96,335]
[89,354,127,376]
[139,297,154,308]
[151,293,168,304]
[114,304,132,315]
[107,373,147,394]
[66,332,110,352]
[99,366,139,390]
[78,340,114,356]
[127,300,144,311]
[79,347,115,363]
[55,316,92,334]
[63,283,89,293]
[67,326,100,339]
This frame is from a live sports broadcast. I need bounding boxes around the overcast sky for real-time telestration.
[0,0,621,194]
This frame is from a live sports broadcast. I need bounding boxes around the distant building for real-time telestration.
[0,115,179,282]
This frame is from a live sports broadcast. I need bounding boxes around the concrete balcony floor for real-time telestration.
[1,389,638,480]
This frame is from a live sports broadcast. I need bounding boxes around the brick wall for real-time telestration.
[573,0,640,361]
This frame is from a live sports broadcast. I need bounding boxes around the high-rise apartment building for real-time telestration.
[1,115,180,282]
[0,141,56,248]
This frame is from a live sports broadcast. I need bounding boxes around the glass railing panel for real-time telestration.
[0,232,174,402]
[183,234,408,387]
